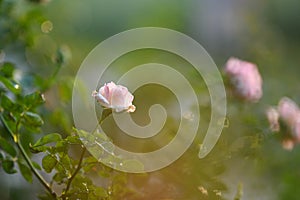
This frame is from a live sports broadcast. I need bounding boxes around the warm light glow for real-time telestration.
[41,20,53,33]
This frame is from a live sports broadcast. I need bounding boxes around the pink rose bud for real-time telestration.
[224,57,263,102]
[92,81,136,113]
[266,107,280,132]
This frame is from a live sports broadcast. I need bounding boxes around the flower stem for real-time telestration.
[0,114,57,199]
[61,109,112,199]
[62,146,86,199]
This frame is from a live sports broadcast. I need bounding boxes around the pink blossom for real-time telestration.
[266,107,280,132]
[278,97,299,128]
[224,57,263,102]
[278,97,300,142]
[267,97,300,150]
[92,81,136,113]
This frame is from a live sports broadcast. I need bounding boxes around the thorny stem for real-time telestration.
[0,114,57,199]
[62,146,86,199]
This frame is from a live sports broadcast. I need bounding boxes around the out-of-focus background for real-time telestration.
[1,0,300,199]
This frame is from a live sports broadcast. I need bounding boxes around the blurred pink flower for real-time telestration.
[224,57,263,102]
[267,97,300,150]
[292,117,300,142]
[266,107,280,132]
[278,97,299,128]
[278,97,300,142]
[92,81,136,113]
[282,139,294,151]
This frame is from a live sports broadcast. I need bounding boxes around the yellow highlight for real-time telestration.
[41,20,53,33]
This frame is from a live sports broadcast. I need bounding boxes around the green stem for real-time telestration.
[17,136,57,198]
[41,64,62,93]
[61,109,112,199]
[0,114,57,199]
[62,146,86,199]
[91,108,112,134]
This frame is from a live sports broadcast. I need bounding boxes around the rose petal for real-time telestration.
[111,86,130,109]
[93,81,135,113]
[99,81,117,103]
[92,90,110,106]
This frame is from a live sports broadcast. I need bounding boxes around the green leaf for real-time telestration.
[0,76,21,94]
[23,111,44,127]
[54,161,65,174]
[82,156,98,172]
[72,175,92,191]
[119,159,144,172]
[84,156,98,163]
[18,161,33,183]
[65,135,81,144]
[93,187,108,198]
[60,155,72,171]
[82,160,97,172]
[0,62,15,78]
[32,133,62,147]
[0,95,15,110]
[24,91,45,108]
[55,140,68,153]
[2,159,17,174]
[32,161,42,170]
[0,137,17,157]
[73,128,89,139]
[29,144,50,153]
[42,154,57,173]
[53,172,67,184]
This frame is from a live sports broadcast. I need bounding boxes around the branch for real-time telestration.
[61,108,111,198]
[62,146,86,199]
[0,114,57,199]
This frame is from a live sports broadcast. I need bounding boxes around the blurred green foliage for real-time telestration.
[0,0,129,199]
[1,0,300,200]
